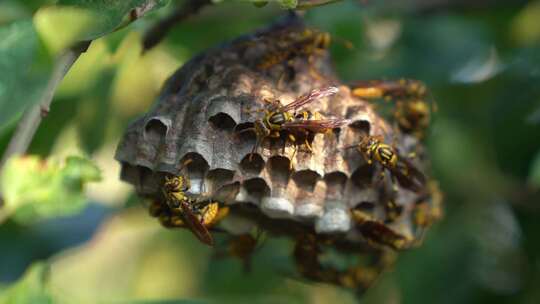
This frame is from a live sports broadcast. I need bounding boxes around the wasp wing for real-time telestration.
[280,86,339,112]
[389,158,426,193]
[179,201,214,246]
[359,220,409,250]
[282,118,350,133]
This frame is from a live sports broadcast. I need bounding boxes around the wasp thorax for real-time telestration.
[268,112,289,126]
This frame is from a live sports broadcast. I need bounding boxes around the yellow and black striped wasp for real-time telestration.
[351,79,432,139]
[240,86,349,161]
[254,27,352,83]
[352,135,426,193]
[151,160,229,246]
[257,28,332,71]
[350,206,412,250]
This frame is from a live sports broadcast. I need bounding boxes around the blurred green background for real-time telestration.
[1,0,540,303]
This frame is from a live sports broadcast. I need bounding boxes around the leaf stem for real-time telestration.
[0,41,90,171]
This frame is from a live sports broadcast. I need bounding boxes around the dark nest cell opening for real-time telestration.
[181,152,210,174]
[243,178,271,198]
[349,119,371,135]
[144,117,169,144]
[240,153,265,175]
[267,156,291,185]
[292,170,320,192]
[206,168,235,190]
[209,112,237,131]
[234,122,256,141]
[351,165,375,188]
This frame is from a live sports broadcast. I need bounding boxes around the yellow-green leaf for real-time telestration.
[0,263,53,304]
[34,0,169,54]
[0,155,101,224]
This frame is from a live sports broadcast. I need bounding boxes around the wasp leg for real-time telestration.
[304,133,313,152]
[287,133,297,170]
[293,234,341,284]
[290,145,298,170]
[249,136,263,162]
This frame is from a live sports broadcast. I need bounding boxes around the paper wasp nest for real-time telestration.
[115,16,442,291]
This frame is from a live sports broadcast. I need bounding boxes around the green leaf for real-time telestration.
[277,0,298,9]
[0,155,101,224]
[296,0,341,9]
[34,0,170,54]
[0,20,52,131]
[0,263,53,304]
[125,301,208,304]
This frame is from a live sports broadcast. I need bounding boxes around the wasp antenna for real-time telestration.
[237,127,255,134]
[249,137,262,162]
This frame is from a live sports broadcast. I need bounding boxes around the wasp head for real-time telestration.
[163,175,187,193]
[358,136,376,152]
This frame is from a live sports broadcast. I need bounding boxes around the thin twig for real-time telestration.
[0,41,90,170]
[142,0,211,53]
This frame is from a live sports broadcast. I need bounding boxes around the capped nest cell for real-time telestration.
[115,15,443,293]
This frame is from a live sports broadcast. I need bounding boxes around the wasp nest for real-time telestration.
[115,16,442,292]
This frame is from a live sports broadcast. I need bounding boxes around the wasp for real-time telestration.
[240,86,349,162]
[155,160,229,246]
[350,207,412,250]
[384,200,403,223]
[412,182,443,241]
[256,28,352,83]
[352,135,426,192]
[351,79,432,138]
[256,28,332,71]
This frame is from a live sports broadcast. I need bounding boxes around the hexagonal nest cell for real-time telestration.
[115,15,443,292]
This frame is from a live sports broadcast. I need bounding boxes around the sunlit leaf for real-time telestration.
[0,20,51,131]
[34,0,170,54]
[0,155,101,224]
[277,0,298,9]
[0,263,53,304]
[296,0,341,9]
[511,0,540,46]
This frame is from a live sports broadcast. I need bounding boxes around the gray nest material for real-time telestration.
[115,18,439,250]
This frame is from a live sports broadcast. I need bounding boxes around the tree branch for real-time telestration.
[142,0,211,53]
[0,41,91,171]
